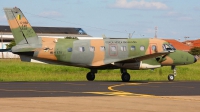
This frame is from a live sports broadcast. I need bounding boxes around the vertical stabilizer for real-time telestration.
[4,7,39,45]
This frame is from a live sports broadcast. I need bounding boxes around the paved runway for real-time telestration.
[1,81,200,112]
[0,81,199,97]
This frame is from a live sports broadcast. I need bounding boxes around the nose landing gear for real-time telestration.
[168,65,176,81]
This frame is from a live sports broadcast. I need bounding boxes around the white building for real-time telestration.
[0,25,91,58]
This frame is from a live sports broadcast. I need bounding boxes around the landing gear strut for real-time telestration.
[168,65,176,81]
[86,69,97,81]
[120,69,130,82]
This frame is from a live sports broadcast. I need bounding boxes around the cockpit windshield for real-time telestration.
[169,44,176,50]
[163,44,176,51]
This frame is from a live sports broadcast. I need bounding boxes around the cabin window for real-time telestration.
[79,47,85,52]
[140,46,145,51]
[131,46,135,51]
[121,46,126,51]
[90,46,95,52]
[111,46,116,51]
[100,46,105,51]
[152,45,156,51]
[67,47,72,52]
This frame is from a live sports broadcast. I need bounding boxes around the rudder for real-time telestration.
[4,7,40,45]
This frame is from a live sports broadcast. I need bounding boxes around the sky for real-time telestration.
[0,0,200,41]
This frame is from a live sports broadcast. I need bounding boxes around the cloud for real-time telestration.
[161,11,184,18]
[163,11,193,21]
[165,11,181,17]
[39,11,62,18]
[111,0,169,10]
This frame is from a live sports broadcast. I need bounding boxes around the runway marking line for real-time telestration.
[83,82,200,102]
[83,83,154,97]
[108,83,154,97]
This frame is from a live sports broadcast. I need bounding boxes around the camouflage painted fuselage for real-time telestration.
[11,37,195,70]
[4,7,196,71]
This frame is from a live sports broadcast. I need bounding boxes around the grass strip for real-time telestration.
[0,59,199,81]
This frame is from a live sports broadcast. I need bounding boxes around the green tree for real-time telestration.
[6,40,16,49]
[189,47,200,55]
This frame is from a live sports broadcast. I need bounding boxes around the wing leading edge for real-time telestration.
[92,51,174,66]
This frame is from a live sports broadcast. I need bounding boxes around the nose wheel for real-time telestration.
[168,65,176,81]
[168,74,174,81]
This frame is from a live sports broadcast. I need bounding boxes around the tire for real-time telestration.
[86,72,95,81]
[121,73,130,82]
[168,74,174,81]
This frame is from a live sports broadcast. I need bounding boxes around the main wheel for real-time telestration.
[86,72,95,81]
[121,73,130,82]
[168,74,174,81]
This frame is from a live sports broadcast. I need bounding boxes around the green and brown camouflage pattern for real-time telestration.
[4,7,196,71]
[4,7,40,45]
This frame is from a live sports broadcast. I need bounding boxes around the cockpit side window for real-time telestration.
[162,45,166,51]
[169,44,176,50]
[164,44,171,50]
[163,44,175,51]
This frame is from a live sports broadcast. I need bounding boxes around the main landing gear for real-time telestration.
[86,72,95,81]
[86,67,177,82]
[86,69,97,81]
[120,69,130,82]
[168,65,176,81]
[86,69,131,82]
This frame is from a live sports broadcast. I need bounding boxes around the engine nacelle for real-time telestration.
[113,61,161,70]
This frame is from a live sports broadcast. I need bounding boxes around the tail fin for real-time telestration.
[4,7,40,45]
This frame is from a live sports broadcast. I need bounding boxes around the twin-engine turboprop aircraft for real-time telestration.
[3,7,197,82]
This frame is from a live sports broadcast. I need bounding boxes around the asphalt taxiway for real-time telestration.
[0,81,199,97]
[0,81,200,112]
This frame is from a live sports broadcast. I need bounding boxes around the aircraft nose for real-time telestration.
[194,56,197,63]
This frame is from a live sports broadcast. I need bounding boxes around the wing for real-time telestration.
[91,51,173,66]
[118,51,173,63]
